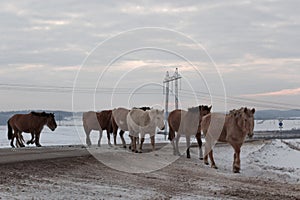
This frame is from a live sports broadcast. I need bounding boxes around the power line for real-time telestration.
[0,83,298,110]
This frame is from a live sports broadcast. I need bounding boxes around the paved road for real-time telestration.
[0,145,90,164]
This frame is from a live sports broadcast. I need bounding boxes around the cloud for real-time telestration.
[15,64,45,70]
[243,88,300,97]
[53,66,80,71]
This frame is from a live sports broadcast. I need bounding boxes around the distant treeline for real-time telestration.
[0,109,300,125]
[0,110,79,125]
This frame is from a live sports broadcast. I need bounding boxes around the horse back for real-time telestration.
[8,113,43,133]
[128,109,150,127]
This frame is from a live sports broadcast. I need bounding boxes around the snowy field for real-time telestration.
[1,119,300,148]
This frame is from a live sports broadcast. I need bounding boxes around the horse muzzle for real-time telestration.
[248,132,254,139]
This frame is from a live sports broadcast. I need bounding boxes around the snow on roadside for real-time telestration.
[246,139,300,183]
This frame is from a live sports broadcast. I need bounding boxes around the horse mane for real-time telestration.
[31,111,54,117]
[187,106,199,112]
[132,106,151,111]
[188,105,212,113]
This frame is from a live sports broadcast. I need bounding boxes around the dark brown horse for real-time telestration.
[7,111,57,147]
[168,105,212,159]
[83,110,113,147]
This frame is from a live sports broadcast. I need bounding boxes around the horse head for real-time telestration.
[199,105,212,117]
[46,113,57,131]
[234,107,255,138]
[150,109,165,130]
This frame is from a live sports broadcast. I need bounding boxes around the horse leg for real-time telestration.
[186,135,191,159]
[150,135,155,151]
[139,137,145,153]
[232,145,241,173]
[175,133,181,156]
[132,136,138,153]
[209,150,217,169]
[15,132,25,147]
[129,135,133,150]
[113,129,117,146]
[84,127,92,147]
[196,132,203,160]
[106,130,112,147]
[170,129,176,155]
[204,137,211,165]
[10,132,15,148]
[98,129,103,147]
[171,137,176,155]
[27,132,35,145]
[119,130,126,148]
[35,132,42,147]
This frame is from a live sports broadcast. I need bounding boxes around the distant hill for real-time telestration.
[255,109,300,120]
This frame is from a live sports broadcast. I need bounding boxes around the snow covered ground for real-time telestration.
[0,119,299,183]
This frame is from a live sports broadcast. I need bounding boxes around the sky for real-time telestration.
[0,0,299,112]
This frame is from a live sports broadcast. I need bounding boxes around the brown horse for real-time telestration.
[83,110,113,147]
[7,111,57,148]
[168,105,212,159]
[201,107,255,173]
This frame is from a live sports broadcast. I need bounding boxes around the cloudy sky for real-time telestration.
[0,0,299,112]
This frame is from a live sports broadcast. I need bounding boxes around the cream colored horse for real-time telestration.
[201,107,255,173]
[168,105,212,159]
[111,107,130,148]
[127,109,165,153]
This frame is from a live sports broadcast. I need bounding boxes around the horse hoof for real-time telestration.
[135,150,139,153]
[233,167,240,173]
[187,155,191,159]
[123,145,127,149]
[36,144,42,147]
[204,161,209,165]
[129,146,132,150]
[212,165,218,169]
[199,158,204,160]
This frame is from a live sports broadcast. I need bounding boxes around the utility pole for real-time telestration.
[163,68,182,139]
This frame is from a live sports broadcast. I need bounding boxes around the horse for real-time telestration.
[168,105,212,159]
[7,111,57,148]
[111,107,151,148]
[127,109,165,153]
[201,107,255,173]
[82,110,113,147]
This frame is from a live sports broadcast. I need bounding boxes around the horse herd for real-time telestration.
[6,105,255,173]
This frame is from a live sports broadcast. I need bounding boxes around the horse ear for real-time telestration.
[251,108,255,114]
[244,107,247,113]
[209,105,212,111]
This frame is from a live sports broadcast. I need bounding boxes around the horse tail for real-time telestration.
[7,120,13,140]
[168,126,175,141]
